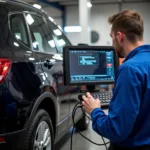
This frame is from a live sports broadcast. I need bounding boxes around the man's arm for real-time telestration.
[83,66,142,143]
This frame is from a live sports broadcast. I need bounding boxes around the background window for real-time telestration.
[25,14,57,53]
[10,14,30,47]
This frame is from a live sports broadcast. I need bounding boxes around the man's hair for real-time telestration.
[108,10,144,43]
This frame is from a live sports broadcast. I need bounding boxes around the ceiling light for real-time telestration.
[26,14,34,25]
[53,29,62,36]
[58,25,62,31]
[14,42,19,47]
[33,4,41,9]
[29,57,35,61]
[49,17,54,22]
[64,26,82,33]
[48,40,55,48]
[58,39,66,47]
[15,35,21,40]
[33,41,38,49]
[87,2,92,8]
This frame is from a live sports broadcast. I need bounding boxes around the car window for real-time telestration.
[48,22,71,53]
[10,13,30,47]
[25,14,57,53]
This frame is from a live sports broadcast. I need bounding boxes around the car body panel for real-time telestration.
[0,0,82,148]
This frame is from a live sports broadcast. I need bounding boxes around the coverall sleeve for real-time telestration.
[91,66,142,143]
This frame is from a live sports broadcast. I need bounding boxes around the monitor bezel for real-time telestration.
[63,46,119,86]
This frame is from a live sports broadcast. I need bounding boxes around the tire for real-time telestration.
[24,109,54,150]
[75,111,90,131]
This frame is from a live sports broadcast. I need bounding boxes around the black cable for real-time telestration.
[70,102,81,150]
[81,107,109,150]
[81,108,92,120]
[71,103,110,147]
[101,136,108,150]
[70,123,75,150]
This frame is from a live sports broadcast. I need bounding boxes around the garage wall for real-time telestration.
[123,2,150,44]
[65,6,79,45]
[91,4,119,46]
[65,2,150,45]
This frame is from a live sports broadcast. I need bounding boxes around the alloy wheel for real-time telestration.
[33,121,51,150]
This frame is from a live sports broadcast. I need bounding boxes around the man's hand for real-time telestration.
[82,92,101,114]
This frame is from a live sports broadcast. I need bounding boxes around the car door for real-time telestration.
[8,12,43,132]
[24,13,70,136]
[9,12,41,105]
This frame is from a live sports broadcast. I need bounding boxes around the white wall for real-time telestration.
[65,6,79,45]
[91,4,119,46]
[123,2,150,44]
[65,2,150,45]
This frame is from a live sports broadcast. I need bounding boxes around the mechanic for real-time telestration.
[82,10,150,150]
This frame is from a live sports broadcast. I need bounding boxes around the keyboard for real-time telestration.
[91,91,113,107]
[78,91,113,108]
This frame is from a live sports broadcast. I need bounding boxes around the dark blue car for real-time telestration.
[0,0,89,149]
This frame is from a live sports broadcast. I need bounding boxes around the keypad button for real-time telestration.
[88,91,112,104]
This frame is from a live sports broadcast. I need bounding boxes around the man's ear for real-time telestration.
[117,31,124,41]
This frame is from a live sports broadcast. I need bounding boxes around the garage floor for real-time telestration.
[55,110,109,150]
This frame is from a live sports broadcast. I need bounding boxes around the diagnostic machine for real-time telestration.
[63,46,119,107]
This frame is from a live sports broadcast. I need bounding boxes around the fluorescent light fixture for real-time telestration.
[49,17,54,22]
[14,42,19,47]
[58,39,66,47]
[48,40,55,48]
[33,41,38,49]
[58,25,62,31]
[53,29,62,36]
[33,4,41,9]
[87,2,92,8]
[40,73,44,76]
[40,72,47,78]
[42,75,46,80]
[15,35,21,40]
[29,57,35,61]
[64,26,82,33]
[26,14,34,25]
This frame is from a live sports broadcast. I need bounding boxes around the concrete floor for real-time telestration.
[55,110,109,150]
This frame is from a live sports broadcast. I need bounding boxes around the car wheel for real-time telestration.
[75,111,90,131]
[24,109,54,150]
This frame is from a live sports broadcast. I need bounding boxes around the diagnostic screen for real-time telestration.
[69,50,115,83]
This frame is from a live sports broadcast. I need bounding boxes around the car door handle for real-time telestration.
[44,59,54,69]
